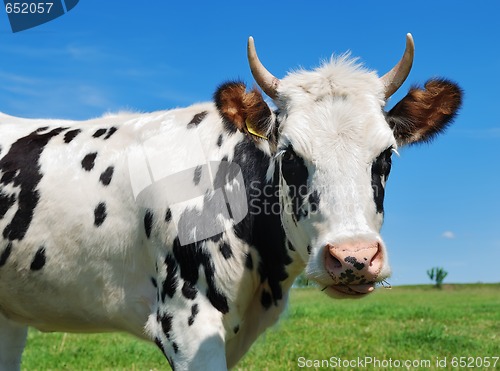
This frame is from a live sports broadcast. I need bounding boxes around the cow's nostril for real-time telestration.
[370,243,382,267]
[329,255,342,269]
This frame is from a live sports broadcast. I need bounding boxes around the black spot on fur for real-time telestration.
[307,245,311,255]
[172,238,229,314]
[104,127,118,140]
[93,129,106,138]
[35,126,49,132]
[219,242,233,259]
[181,281,197,300]
[209,232,223,243]
[245,253,253,270]
[217,134,223,147]
[94,202,107,227]
[371,148,392,214]
[187,304,199,326]
[193,165,202,186]
[64,129,81,143]
[261,290,272,310]
[172,342,179,354]
[1,170,16,184]
[81,152,97,171]
[154,337,165,354]
[287,241,296,251]
[160,313,173,335]
[144,210,153,239]
[283,252,293,266]
[162,254,178,301]
[186,111,208,129]
[151,277,158,288]
[30,246,46,271]
[233,325,240,334]
[165,208,172,223]
[0,127,66,241]
[0,242,12,266]
[0,191,15,219]
[99,166,114,186]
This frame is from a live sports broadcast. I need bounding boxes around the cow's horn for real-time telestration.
[381,33,415,100]
[247,37,279,99]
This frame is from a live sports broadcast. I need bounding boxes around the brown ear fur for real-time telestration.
[214,81,273,141]
[387,79,463,146]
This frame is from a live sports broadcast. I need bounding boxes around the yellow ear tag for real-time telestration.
[245,118,268,140]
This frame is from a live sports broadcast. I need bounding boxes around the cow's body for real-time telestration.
[0,35,462,370]
[0,104,301,369]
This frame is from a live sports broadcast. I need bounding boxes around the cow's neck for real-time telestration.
[224,148,305,366]
[231,137,305,308]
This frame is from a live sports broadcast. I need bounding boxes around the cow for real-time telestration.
[0,34,461,370]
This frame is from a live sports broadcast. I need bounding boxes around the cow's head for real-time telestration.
[217,35,462,298]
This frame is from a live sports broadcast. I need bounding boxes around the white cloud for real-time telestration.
[0,71,114,119]
[0,43,110,62]
[442,231,456,239]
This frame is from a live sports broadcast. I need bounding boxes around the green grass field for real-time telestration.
[21,284,500,370]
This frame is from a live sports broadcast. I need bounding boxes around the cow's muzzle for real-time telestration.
[324,240,383,297]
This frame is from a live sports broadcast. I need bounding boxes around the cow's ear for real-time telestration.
[386,79,463,147]
[214,81,274,142]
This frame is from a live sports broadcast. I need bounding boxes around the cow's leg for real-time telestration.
[146,298,227,371]
[0,314,28,371]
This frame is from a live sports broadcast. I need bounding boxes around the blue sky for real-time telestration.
[0,1,498,285]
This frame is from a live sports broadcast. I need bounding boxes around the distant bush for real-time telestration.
[293,272,317,288]
[427,267,448,288]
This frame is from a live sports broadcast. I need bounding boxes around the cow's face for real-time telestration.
[217,36,462,298]
[274,68,397,297]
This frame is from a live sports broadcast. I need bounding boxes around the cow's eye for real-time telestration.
[282,150,296,163]
[280,147,309,191]
[372,148,393,178]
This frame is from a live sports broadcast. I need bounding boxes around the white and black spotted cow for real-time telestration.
[0,34,461,370]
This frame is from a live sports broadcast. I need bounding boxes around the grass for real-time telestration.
[21,284,500,370]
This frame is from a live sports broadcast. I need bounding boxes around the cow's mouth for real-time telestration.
[324,283,376,297]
